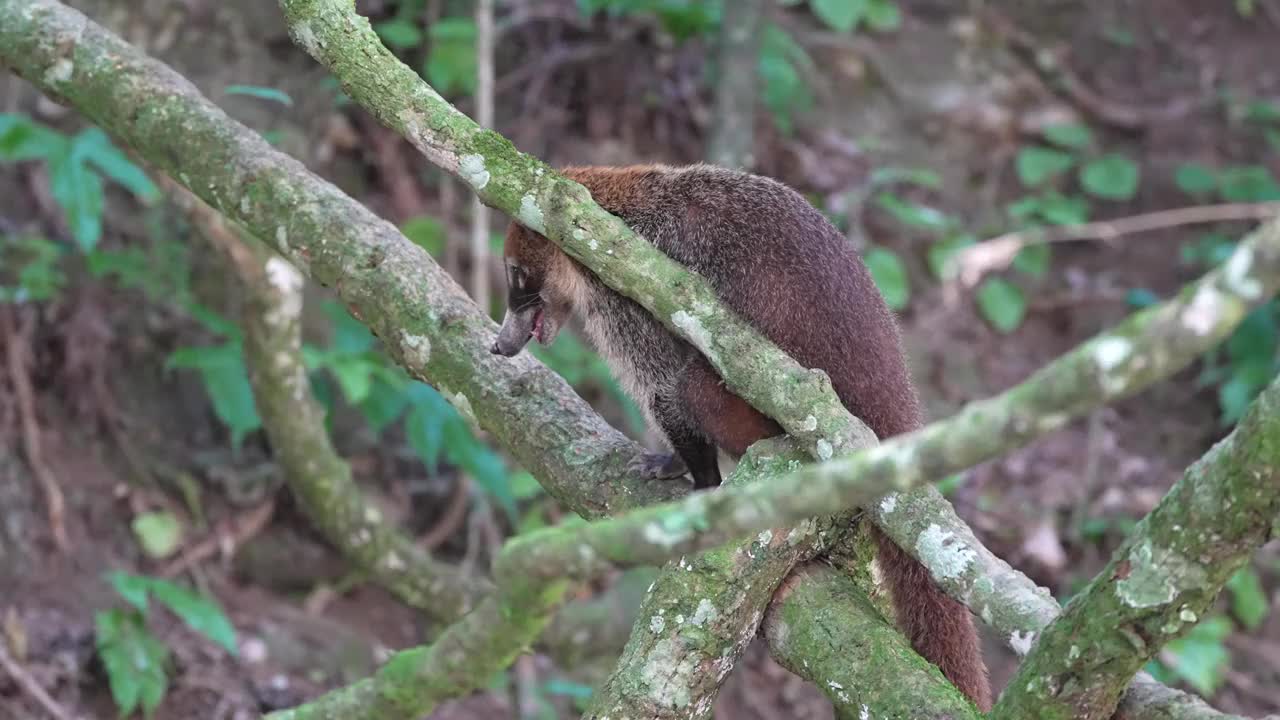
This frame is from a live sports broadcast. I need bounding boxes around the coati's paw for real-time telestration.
[630,451,689,481]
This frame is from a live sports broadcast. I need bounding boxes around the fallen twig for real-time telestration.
[0,305,69,552]
[953,202,1280,288]
[0,642,80,720]
[418,475,472,551]
[159,500,277,578]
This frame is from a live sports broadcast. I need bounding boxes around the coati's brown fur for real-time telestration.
[492,163,992,710]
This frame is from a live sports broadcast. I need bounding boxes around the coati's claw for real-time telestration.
[630,451,689,481]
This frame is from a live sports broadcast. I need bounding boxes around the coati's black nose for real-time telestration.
[489,341,501,354]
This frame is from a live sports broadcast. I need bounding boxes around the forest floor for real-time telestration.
[2,1,1280,719]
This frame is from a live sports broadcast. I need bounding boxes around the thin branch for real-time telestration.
[953,202,1280,287]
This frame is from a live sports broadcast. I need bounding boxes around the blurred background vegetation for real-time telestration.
[1,1,1278,718]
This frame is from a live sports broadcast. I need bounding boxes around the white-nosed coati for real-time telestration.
[490,163,991,710]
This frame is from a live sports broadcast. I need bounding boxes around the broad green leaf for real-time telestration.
[975,277,1026,333]
[864,0,901,31]
[1036,193,1091,225]
[165,343,260,447]
[810,0,868,32]
[405,383,452,471]
[425,18,478,96]
[1080,154,1141,200]
[1217,374,1256,425]
[106,571,152,611]
[48,150,105,251]
[874,192,951,231]
[863,246,910,310]
[1174,164,1219,195]
[1125,288,1160,308]
[72,127,159,200]
[0,113,67,162]
[1016,146,1075,187]
[1226,566,1269,630]
[1217,166,1280,202]
[401,215,446,257]
[374,19,424,49]
[447,426,515,521]
[1244,99,1280,124]
[148,578,238,655]
[224,84,295,107]
[757,24,814,135]
[131,511,183,559]
[1042,123,1094,150]
[868,166,942,189]
[543,678,594,699]
[320,301,375,355]
[358,376,411,435]
[509,470,544,501]
[327,356,376,404]
[1161,614,1233,696]
[95,608,169,717]
[1012,243,1051,277]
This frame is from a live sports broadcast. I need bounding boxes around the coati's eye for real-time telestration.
[507,264,525,289]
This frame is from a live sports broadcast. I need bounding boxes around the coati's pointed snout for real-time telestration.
[491,306,541,357]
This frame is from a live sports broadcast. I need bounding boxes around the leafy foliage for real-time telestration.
[96,572,237,717]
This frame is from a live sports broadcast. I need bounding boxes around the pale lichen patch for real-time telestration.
[44,58,73,85]
[690,599,718,627]
[518,193,546,233]
[1009,630,1035,656]
[264,257,304,325]
[815,438,834,460]
[1115,540,1208,608]
[671,311,716,363]
[458,154,490,190]
[1092,337,1133,393]
[400,332,432,366]
[800,415,818,432]
[1183,284,1224,337]
[879,493,898,515]
[640,638,696,709]
[649,615,666,634]
[1223,244,1263,300]
[916,524,976,579]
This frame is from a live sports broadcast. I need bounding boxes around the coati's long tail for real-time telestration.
[874,526,992,710]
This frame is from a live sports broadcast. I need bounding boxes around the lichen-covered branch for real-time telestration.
[764,564,981,720]
[276,0,877,461]
[175,186,491,621]
[0,0,685,525]
[583,439,841,719]
[990,376,1280,720]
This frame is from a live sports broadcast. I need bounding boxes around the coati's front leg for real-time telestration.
[651,391,722,489]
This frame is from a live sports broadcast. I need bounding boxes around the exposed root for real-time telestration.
[0,632,81,720]
[0,305,69,552]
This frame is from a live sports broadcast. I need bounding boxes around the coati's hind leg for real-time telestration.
[627,450,690,481]
[678,356,783,457]
[651,390,722,489]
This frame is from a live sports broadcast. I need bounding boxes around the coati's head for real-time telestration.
[489,221,581,356]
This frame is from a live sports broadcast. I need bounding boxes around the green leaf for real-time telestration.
[1016,146,1075,187]
[446,428,515,521]
[1012,243,1051,277]
[1217,374,1257,425]
[224,84,295,107]
[0,113,68,162]
[1080,154,1141,200]
[320,301,376,355]
[72,127,159,200]
[542,678,594,699]
[810,0,868,32]
[1226,566,1269,630]
[1174,164,1219,195]
[358,376,411,435]
[864,0,901,31]
[1217,166,1280,202]
[327,356,376,404]
[868,166,942,189]
[874,192,951,231]
[1125,288,1160,308]
[1042,123,1094,150]
[374,19,425,50]
[48,149,105,251]
[405,383,452,472]
[509,470,545,501]
[147,578,238,655]
[1161,614,1233,696]
[425,18,478,96]
[1243,99,1280,124]
[106,571,152,611]
[863,246,910,310]
[95,608,170,718]
[131,511,183,559]
[975,277,1026,333]
[401,215,446,257]
[165,343,260,447]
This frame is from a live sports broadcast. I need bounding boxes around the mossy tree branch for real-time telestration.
[5,3,1278,719]
[270,215,1280,719]
[990,375,1280,720]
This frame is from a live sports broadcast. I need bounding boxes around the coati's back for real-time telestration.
[562,164,921,438]
[558,164,991,709]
